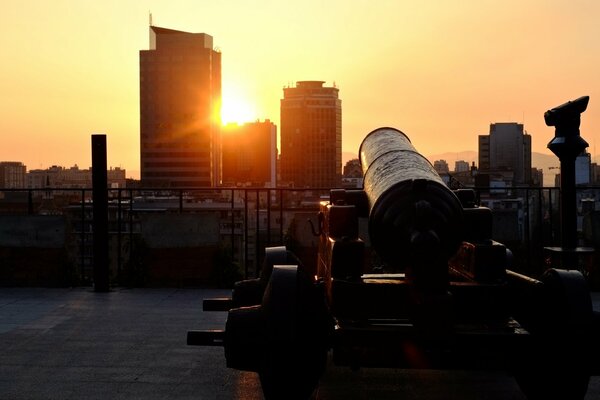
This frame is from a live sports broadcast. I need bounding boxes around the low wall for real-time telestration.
[0,215,71,286]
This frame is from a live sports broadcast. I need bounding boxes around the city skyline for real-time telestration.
[1,1,600,179]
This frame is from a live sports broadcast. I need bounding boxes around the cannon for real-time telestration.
[189,126,600,399]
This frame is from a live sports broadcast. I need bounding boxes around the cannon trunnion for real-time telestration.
[189,127,600,399]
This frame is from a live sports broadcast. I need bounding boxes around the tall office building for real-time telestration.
[140,26,221,187]
[478,122,532,185]
[280,81,341,188]
[221,120,277,187]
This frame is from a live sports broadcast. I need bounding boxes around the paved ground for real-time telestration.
[0,287,599,399]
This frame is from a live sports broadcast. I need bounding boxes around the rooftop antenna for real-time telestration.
[149,11,153,26]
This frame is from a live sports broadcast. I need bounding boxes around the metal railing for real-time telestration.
[1,185,600,286]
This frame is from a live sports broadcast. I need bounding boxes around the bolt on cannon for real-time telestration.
[189,112,600,399]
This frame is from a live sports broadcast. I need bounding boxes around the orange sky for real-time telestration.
[1,1,599,179]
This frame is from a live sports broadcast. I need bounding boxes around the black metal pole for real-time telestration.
[92,134,110,292]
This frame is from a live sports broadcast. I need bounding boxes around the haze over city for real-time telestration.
[1,0,600,179]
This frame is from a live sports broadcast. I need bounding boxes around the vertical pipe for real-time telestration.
[91,134,110,292]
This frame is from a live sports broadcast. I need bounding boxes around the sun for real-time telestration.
[221,87,257,125]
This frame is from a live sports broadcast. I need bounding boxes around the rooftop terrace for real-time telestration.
[1,287,599,399]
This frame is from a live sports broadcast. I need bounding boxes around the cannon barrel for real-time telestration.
[359,127,464,270]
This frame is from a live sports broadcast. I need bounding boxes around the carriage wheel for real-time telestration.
[258,265,331,400]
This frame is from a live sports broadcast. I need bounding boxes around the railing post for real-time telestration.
[255,189,260,278]
[117,188,122,278]
[244,189,249,279]
[230,189,235,260]
[80,189,86,282]
[27,189,33,215]
[267,189,271,247]
[279,188,284,243]
[129,188,134,276]
[178,190,183,213]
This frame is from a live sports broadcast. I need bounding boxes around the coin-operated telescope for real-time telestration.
[546,96,590,259]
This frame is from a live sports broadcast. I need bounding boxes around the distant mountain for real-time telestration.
[531,152,560,172]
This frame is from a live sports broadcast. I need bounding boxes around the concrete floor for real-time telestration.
[0,287,598,399]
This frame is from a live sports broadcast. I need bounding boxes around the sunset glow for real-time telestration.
[221,89,257,125]
[1,1,600,179]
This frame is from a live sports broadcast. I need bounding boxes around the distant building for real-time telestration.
[343,159,362,178]
[280,81,342,188]
[0,162,26,188]
[342,158,363,188]
[221,120,277,187]
[591,163,600,184]
[531,167,544,187]
[27,166,126,189]
[479,123,532,185]
[575,151,591,185]
[454,160,470,173]
[140,26,221,187]
[433,160,449,174]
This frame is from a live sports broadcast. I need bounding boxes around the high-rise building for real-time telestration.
[478,123,532,185]
[140,26,221,187]
[0,162,26,188]
[280,81,341,188]
[221,120,277,187]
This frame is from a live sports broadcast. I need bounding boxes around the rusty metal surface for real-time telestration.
[357,127,464,267]
[359,128,444,207]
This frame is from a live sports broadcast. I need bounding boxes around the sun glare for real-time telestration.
[221,89,257,125]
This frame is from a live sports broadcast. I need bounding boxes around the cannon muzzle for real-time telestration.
[359,127,464,272]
